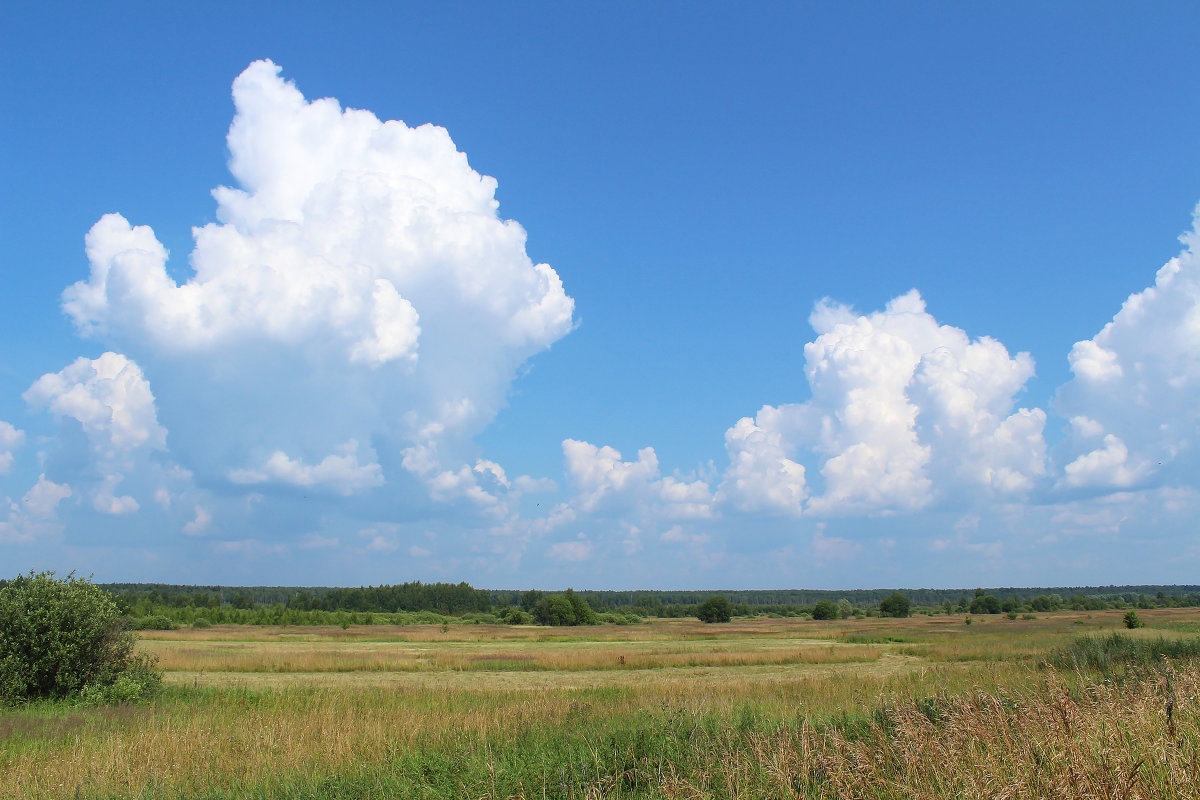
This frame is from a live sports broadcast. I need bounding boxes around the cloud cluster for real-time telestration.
[22,352,170,517]
[24,352,165,456]
[11,57,1200,586]
[57,60,574,507]
[0,475,72,545]
[562,439,713,518]
[1056,206,1200,491]
[717,291,1046,516]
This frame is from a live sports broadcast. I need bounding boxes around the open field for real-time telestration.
[4,609,1200,799]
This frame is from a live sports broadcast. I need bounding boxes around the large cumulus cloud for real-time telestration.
[1056,205,1200,491]
[718,291,1047,516]
[60,61,574,505]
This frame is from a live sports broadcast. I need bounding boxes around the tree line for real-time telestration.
[66,580,1200,629]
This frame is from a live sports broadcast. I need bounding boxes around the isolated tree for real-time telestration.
[532,590,597,626]
[878,592,911,618]
[533,595,576,626]
[0,571,161,704]
[969,595,1001,615]
[1123,610,1145,629]
[563,588,598,625]
[696,595,733,623]
[811,600,838,620]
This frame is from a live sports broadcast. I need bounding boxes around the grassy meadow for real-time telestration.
[3,608,1199,799]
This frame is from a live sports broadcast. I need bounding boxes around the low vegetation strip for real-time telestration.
[1048,632,1200,672]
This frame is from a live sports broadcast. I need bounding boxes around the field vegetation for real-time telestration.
[3,606,1200,798]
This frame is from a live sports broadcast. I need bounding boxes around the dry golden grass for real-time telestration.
[656,663,1200,799]
[0,657,1023,799]
[139,634,883,674]
[4,609,1200,799]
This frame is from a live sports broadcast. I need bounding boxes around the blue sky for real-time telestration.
[3,2,1200,589]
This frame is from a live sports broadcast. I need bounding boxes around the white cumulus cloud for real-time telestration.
[1057,204,1200,491]
[0,475,72,544]
[562,439,713,518]
[24,352,166,454]
[0,422,23,475]
[721,290,1046,516]
[54,60,574,527]
[228,440,384,495]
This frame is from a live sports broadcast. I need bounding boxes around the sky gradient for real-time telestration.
[3,2,1200,589]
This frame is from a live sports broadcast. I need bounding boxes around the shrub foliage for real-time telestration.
[696,595,733,623]
[0,571,161,704]
[878,592,911,618]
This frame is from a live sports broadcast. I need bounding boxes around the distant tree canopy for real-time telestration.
[696,595,733,623]
[878,592,911,618]
[87,581,1200,627]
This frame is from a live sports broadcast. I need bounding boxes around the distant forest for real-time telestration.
[70,580,1200,628]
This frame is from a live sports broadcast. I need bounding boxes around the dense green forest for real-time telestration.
[56,580,1200,627]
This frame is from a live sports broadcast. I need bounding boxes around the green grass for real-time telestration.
[6,610,1200,799]
[1047,631,1200,672]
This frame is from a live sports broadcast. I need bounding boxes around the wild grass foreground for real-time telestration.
[4,609,1200,799]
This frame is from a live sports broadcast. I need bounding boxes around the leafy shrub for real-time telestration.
[1123,610,1145,629]
[498,608,534,625]
[811,600,838,620]
[130,614,177,630]
[191,617,212,629]
[696,595,733,623]
[0,571,162,705]
[969,595,1002,614]
[878,593,911,618]
[532,589,597,626]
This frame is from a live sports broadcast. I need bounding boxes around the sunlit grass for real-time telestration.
[3,608,1198,799]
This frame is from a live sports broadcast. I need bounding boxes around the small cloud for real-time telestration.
[183,505,212,535]
[23,475,72,518]
[215,539,286,556]
[0,421,24,474]
[229,440,384,495]
[811,524,862,565]
[299,533,339,549]
[408,545,431,558]
[92,476,139,515]
[548,534,592,562]
[357,526,399,552]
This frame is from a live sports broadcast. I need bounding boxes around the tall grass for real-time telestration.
[1048,631,1200,673]
[4,611,1199,799]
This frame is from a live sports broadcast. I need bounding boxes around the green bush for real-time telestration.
[532,589,597,626]
[1123,610,1145,629]
[130,614,177,630]
[191,617,212,629]
[0,571,162,705]
[811,600,838,620]
[497,607,534,625]
[696,595,733,623]
[878,592,911,618]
